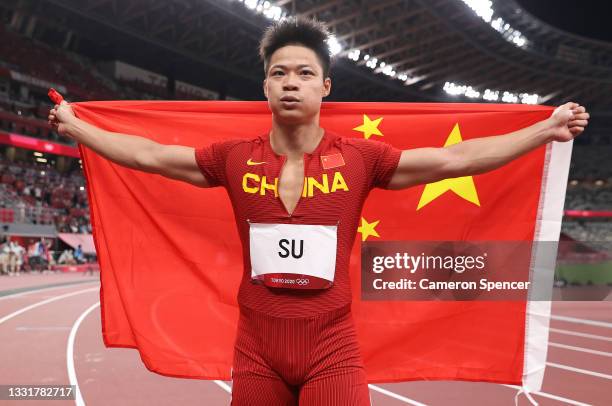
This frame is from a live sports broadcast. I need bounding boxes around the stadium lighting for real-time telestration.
[80,186,85,191]
[403,75,427,86]
[36,158,47,163]
[348,49,360,61]
[483,89,499,101]
[460,0,494,22]
[465,86,480,98]
[444,82,539,104]
[520,93,539,104]
[460,0,529,49]
[34,152,43,157]
[231,0,535,98]
[263,5,283,21]
[231,0,417,86]
[380,65,396,77]
[443,82,467,96]
[233,0,286,22]
[327,35,342,56]
[501,91,518,103]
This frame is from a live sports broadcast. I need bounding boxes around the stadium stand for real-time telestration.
[0,24,119,101]
[0,153,90,233]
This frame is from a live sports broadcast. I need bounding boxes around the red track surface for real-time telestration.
[1,274,610,405]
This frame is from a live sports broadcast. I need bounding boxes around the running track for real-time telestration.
[0,274,610,405]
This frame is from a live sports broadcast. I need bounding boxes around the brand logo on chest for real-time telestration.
[242,171,349,197]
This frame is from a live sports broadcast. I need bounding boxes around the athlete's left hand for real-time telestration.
[548,102,589,142]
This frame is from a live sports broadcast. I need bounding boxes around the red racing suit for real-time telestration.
[195,130,401,405]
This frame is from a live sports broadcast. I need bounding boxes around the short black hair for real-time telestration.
[259,16,333,78]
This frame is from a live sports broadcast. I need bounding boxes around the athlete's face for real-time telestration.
[263,45,331,124]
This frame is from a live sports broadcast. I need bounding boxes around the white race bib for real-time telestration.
[249,222,338,289]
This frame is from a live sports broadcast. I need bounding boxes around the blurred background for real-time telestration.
[0,2,610,405]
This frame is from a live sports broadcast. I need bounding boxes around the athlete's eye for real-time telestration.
[272,71,284,76]
[301,71,314,75]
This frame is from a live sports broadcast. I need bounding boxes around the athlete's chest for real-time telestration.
[226,145,365,222]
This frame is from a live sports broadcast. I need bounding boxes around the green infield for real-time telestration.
[555,261,612,285]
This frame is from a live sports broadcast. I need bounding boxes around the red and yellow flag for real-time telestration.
[74,101,570,391]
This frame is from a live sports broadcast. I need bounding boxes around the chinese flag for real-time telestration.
[73,101,571,392]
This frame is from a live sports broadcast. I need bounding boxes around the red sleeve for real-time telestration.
[194,140,241,188]
[345,138,402,190]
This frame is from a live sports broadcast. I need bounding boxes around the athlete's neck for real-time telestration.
[270,119,324,159]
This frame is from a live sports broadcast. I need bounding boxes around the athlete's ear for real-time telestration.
[322,77,331,98]
[263,79,268,99]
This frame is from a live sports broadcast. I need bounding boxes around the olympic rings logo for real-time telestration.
[295,278,310,286]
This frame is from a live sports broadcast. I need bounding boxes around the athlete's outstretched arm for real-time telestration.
[386,102,589,190]
[48,101,209,187]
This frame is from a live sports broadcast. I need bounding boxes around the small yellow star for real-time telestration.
[357,217,380,241]
[353,115,384,139]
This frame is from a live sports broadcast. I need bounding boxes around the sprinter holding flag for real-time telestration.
[49,17,588,406]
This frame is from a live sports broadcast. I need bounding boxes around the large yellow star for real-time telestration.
[353,115,383,139]
[417,123,480,210]
[357,217,380,241]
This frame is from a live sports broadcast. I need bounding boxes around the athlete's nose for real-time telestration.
[282,72,299,91]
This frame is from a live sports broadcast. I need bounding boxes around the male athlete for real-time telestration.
[49,17,588,406]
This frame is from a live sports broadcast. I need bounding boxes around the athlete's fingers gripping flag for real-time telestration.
[73,100,569,391]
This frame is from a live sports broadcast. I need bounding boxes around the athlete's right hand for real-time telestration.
[48,100,76,138]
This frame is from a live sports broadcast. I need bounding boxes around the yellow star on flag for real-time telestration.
[417,123,481,210]
[353,114,383,139]
[357,217,380,241]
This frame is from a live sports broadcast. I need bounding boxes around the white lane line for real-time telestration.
[551,315,612,329]
[549,342,612,357]
[549,327,612,342]
[213,381,232,393]
[0,286,100,325]
[368,384,427,406]
[503,385,590,406]
[0,281,99,301]
[67,301,99,406]
[547,362,612,380]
